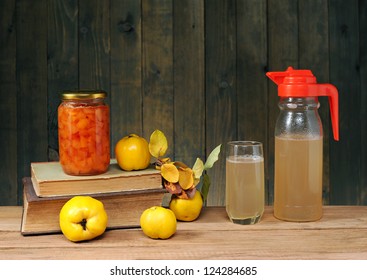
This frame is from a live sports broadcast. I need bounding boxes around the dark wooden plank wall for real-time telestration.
[0,0,366,206]
[329,0,364,205]
[0,0,17,204]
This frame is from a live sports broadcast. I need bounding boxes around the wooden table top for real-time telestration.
[0,206,366,260]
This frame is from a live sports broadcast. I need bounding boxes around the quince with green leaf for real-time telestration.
[148,129,221,221]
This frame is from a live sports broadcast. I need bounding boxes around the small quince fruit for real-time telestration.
[169,190,203,222]
[140,206,177,239]
[115,134,151,171]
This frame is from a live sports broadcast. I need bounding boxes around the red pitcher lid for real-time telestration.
[266,67,339,141]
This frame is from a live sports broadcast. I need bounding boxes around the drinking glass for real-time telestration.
[226,141,265,224]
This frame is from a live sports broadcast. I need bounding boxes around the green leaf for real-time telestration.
[161,193,173,208]
[192,158,204,179]
[204,144,222,170]
[200,173,211,203]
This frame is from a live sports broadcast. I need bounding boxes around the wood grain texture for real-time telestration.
[329,0,361,204]
[0,207,22,231]
[47,0,78,160]
[79,0,110,91]
[0,1,366,206]
[110,0,143,150]
[0,0,17,205]
[173,0,205,167]
[16,0,48,205]
[1,206,367,259]
[142,0,174,151]
[205,0,237,206]
[360,0,367,204]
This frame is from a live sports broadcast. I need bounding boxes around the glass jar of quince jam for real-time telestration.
[58,90,110,175]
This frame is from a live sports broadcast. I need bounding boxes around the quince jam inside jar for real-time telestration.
[58,90,110,175]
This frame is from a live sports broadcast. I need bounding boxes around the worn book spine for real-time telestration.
[21,177,167,235]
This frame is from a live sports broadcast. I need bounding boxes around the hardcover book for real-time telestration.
[30,159,162,197]
[21,177,167,235]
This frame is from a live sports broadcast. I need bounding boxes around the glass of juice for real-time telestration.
[226,141,265,225]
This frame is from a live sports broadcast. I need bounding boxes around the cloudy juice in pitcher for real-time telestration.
[274,136,323,222]
[267,66,339,222]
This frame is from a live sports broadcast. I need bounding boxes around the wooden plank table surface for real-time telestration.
[0,206,366,260]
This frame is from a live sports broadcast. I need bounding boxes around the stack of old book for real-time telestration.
[21,159,165,235]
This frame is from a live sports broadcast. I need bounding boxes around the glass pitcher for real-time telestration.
[267,67,339,222]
